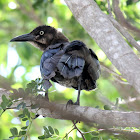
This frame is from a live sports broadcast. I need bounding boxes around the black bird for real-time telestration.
[10,25,100,105]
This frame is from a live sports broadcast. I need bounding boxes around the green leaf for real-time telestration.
[35,78,42,84]
[18,114,25,118]
[23,108,30,118]
[26,120,29,126]
[1,102,6,109]
[54,128,59,135]
[48,126,54,134]
[43,126,52,138]
[1,95,10,109]
[22,118,28,121]
[27,111,30,118]
[9,136,15,139]
[22,103,26,109]
[23,108,28,116]
[38,135,45,139]
[10,127,18,136]
[7,101,13,107]
[27,81,36,89]
[95,106,99,108]
[2,95,9,104]
[16,102,24,110]
[104,105,111,110]
[20,131,26,135]
[19,131,22,136]
[69,137,73,140]
[21,126,28,130]
[45,134,52,138]
[43,126,50,135]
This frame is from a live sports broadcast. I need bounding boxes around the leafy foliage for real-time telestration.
[0,0,140,139]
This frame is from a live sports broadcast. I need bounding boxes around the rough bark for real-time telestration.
[1,89,140,127]
[109,16,140,52]
[64,0,140,93]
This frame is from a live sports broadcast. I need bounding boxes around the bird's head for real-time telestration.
[10,25,69,51]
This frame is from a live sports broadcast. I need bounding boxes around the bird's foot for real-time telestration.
[45,95,49,102]
[66,99,74,105]
[45,91,49,102]
[66,100,80,108]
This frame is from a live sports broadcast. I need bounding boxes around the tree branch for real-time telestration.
[107,0,140,52]
[98,128,140,140]
[1,89,140,127]
[107,0,113,17]
[112,0,140,38]
[72,122,86,140]
[109,16,140,52]
[64,0,140,94]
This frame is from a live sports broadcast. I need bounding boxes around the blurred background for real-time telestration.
[0,0,140,139]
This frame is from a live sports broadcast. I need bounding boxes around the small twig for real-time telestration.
[0,109,6,117]
[101,64,129,85]
[6,105,31,110]
[98,128,140,139]
[72,122,86,140]
[85,127,140,139]
[25,119,33,139]
[83,130,97,135]
[0,105,32,117]
[101,64,121,78]
[107,0,113,17]
[62,127,75,140]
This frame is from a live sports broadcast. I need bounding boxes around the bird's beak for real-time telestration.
[10,33,35,42]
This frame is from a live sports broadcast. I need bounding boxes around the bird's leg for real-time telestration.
[73,77,82,124]
[74,77,81,105]
[66,77,81,106]
[45,89,49,101]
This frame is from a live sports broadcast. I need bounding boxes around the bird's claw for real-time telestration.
[45,95,49,101]
[66,100,80,109]
[45,91,49,102]
[66,99,74,108]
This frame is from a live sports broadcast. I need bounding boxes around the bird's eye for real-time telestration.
[40,31,44,35]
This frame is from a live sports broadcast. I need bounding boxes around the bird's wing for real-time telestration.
[40,43,65,89]
[57,41,86,79]
[57,40,100,90]
[88,48,101,80]
[80,48,100,90]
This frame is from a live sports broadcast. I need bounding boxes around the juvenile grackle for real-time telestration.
[10,25,100,105]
